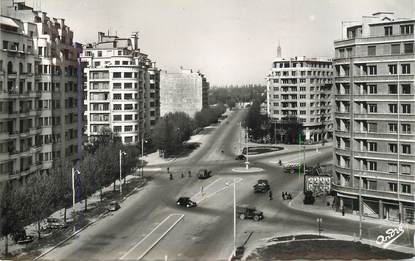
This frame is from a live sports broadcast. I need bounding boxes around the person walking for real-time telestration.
[188,170,191,177]
[269,190,273,200]
[282,192,286,200]
[181,172,184,178]
[169,172,173,180]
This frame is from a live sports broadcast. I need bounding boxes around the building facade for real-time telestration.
[266,55,334,142]
[160,68,209,118]
[333,12,414,223]
[81,32,158,144]
[0,1,80,182]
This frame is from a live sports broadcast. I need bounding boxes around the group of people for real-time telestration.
[282,192,292,200]
[168,167,192,180]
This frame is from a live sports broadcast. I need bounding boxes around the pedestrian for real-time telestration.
[284,192,288,200]
[281,192,284,199]
[181,172,184,178]
[288,193,292,200]
[167,167,170,173]
[282,192,286,200]
[342,207,345,216]
[278,160,282,166]
[269,190,273,200]
[169,173,173,180]
[188,170,191,177]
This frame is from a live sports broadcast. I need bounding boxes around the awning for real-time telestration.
[337,192,358,199]
[0,16,19,28]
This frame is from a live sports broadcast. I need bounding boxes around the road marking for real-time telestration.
[119,214,184,260]
[195,178,243,204]
[190,177,223,199]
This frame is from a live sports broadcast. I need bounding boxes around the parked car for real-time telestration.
[236,205,263,221]
[107,201,121,211]
[12,230,33,244]
[235,155,246,161]
[45,218,67,229]
[197,169,212,179]
[177,197,197,208]
[303,191,315,205]
[253,179,270,193]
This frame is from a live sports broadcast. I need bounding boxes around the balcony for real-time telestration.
[334,34,414,47]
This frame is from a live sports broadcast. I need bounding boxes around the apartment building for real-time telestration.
[0,0,80,181]
[266,54,334,142]
[333,12,414,223]
[81,32,158,144]
[160,68,209,118]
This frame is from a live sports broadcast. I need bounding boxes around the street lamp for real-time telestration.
[316,217,323,236]
[71,168,80,232]
[141,139,148,178]
[119,150,127,197]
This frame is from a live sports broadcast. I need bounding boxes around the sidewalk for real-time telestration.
[288,191,415,231]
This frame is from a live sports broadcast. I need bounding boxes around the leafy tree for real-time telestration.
[80,153,98,212]
[50,159,72,223]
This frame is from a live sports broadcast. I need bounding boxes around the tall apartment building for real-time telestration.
[266,54,334,142]
[81,32,159,144]
[333,12,414,223]
[0,1,80,182]
[160,68,209,118]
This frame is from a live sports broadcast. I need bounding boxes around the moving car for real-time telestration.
[177,197,197,208]
[236,205,264,221]
[45,218,67,229]
[253,179,270,193]
[197,169,212,179]
[235,154,246,161]
[107,201,121,211]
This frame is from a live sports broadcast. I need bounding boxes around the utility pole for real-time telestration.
[233,177,236,257]
[119,150,126,197]
[141,138,145,178]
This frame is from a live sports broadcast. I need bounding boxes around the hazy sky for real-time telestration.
[22,0,415,85]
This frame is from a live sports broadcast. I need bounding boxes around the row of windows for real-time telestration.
[113,125,137,132]
[384,24,414,36]
[367,43,413,56]
[367,103,412,114]
[113,114,138,121]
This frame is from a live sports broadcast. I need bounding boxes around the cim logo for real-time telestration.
[376,224,405,249]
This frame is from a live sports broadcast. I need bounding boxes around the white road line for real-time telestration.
[190,177,223,199]
[119,214,183,260]
[136,214,184,261]
[196,178,243,204]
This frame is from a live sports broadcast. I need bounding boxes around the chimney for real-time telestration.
[131,32,139,50]
[97,32,105,43]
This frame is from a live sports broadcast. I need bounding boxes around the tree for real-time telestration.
[0,181,25,255]
[49,159,73,224]
[80,153,98,212]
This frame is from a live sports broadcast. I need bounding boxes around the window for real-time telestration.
[300,110,306,115]
[124,94,133,100]
[401,164,411,175]
[389,104,398,113]
[124,83,132,89]
[367,46,376,56]
[124,72,132,78]
[97,51,102,57]
[273,79,279,83]
[384,26,393,36]
[401,24,414,35]
[113,115,122,121]
[391,44,400,54]
[402,184,411,194]
[389,143,397,153]
[113,126,121,132]
[124,115,133,120]
[402,104,411,114]
[368,85,377,94]
[113,72,121,78]
[273,87,279,91]
[402,124,411,134]
[388,163,397,174]
[115,61,120,65]
[401,64,410,74]
[368,123,377,132]
[113,83,121,89]
[368,161,377,171]
[402,144,411,154]
[368,142,377,152]
[273,110,279,114]
[273,102,279,106]
[388,64,397,74]
[124,104,133,110]
[404,43,414,54]
[300,87,306,91]
[402,84,411,94]
[389,183,397,192]
[389,84,397,94]
[368,65,377,75]
[113,104,122,110]
[300,94,306,99]
[113,93,121,100]
[368,104,377,113]
[124,126,133,132]
[389,123,397,133]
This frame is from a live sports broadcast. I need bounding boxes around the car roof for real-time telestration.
[179,197,190,200]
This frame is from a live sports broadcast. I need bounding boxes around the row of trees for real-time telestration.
[208,85,266,108]
[0,129,140,255]
[152,104,226,157]
[244,99,304,144]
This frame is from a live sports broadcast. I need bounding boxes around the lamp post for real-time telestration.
[317,217,323,236]
[233,177,236,257]
[119,150,127,197]
[71,168,80,232]
[141,139,147,178]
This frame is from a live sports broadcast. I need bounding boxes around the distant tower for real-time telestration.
[277,41,282,58]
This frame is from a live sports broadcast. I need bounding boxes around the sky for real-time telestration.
[17,0,415,85]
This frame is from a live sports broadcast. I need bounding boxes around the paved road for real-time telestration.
[41,109,414,261]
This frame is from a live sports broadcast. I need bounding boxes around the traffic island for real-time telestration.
[232,167,264,173]
[245,235,414,260]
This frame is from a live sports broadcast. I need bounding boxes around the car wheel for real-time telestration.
[239,214,245,220]
[253,215,260,221]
